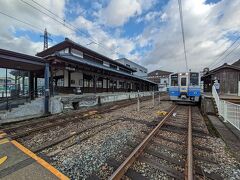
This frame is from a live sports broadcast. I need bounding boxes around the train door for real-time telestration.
[179,73,188,98]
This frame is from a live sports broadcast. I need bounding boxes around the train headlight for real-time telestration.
[180,73,182,75]
[186,73,188,75]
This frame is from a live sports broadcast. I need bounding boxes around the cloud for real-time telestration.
[72,14,136,60]
[139,0,240,72]
[98,0,157,27]
[0,0,68,55]
[136,11,167,24]
[0,0,240,74]
[99,0,141,27]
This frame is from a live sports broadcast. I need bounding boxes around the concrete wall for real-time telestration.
[201,96,216,115]
[0,91,155,124]
[60,91,153,108]
[0,97,63,124]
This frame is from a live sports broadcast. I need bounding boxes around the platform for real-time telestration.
[202,92,240,103]
[207,115,240,161]
[0,132,69,180]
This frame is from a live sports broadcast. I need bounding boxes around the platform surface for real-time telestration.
[203,92,240,101]
[208,115,240,161]
[0,135,69,180]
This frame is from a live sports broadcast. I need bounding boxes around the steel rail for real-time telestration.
[109,105,177,180]
[185,106,193,180]
[1,95,157,140]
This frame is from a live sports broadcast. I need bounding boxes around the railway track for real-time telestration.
[104,105,221,180]
[1,95,170,156]
[0,95,158,140]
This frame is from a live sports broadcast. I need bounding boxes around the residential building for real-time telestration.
[201,62,240,95]
[147,70,172,91]
[115,58,147,77]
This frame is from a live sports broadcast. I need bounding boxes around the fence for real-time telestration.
[212,86,240,131]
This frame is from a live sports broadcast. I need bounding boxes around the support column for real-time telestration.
[93,75,96,94]
[83,74,85,94]
[68,71,71,88]
[29,71,34,100]
[50,66,54,96]
[44,63,50,114]
[22,76,25,95]
[34,75,38,98]
[106,78,109,92]
[5,68,8,110]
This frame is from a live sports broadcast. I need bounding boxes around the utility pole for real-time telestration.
[41,28,52,50]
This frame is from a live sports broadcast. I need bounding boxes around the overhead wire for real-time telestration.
[208,35,240,69]
[211,40,240,68]
[0,11,44,33]
[20,0,119,56]
[177,0,189,72]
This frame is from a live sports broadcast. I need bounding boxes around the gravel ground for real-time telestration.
[25,99,172,179]
[191,107,240,179]
[15,100,240,179]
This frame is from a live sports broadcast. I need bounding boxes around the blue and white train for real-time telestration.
[168,72,201,103]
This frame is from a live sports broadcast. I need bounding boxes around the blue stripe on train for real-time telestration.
[169,87,180,96]
[169,87,201,97]
[188,87,201,97]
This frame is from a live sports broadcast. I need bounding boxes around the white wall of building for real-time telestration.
[70,71,83,87]
[64,70,69,87]
[159,77,169,92]
[116,58,147,77]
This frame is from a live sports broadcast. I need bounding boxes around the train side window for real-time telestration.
[181,78,186,86]
[190,73,199,86]
[171,74,178,86]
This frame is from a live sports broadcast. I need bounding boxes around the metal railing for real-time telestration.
[212,86,240,131]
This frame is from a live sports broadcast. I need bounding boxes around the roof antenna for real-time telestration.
[40,28,52,50]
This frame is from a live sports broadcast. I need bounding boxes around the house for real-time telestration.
[115,58,147,77]
[147,70,172,91]
[201,62,240,95]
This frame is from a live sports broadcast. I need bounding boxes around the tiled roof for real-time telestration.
[55,53,157,85]
[148,70,172,76]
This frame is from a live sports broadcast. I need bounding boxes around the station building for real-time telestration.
[147,70,172,91]
[36,38,157,94]
[202,62,240,95]
[115,58,148,77]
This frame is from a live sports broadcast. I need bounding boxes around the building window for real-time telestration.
[84,79,93,87]
[118,81,124,89]
[103,61,110,67]
[59,48,69,54]
[57,79,64,87]
[110,64,117,69]
[71,48,83,58]
[126,64,130,67]
[71,80,75,84]
[96,80,102,88]
[79,79,83,87]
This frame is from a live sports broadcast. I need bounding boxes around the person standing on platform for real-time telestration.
[214,80,220,94]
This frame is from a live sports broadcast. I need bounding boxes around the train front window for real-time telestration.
[171,74,178,86]
[190,73,199,86]
[181,77,186,86]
